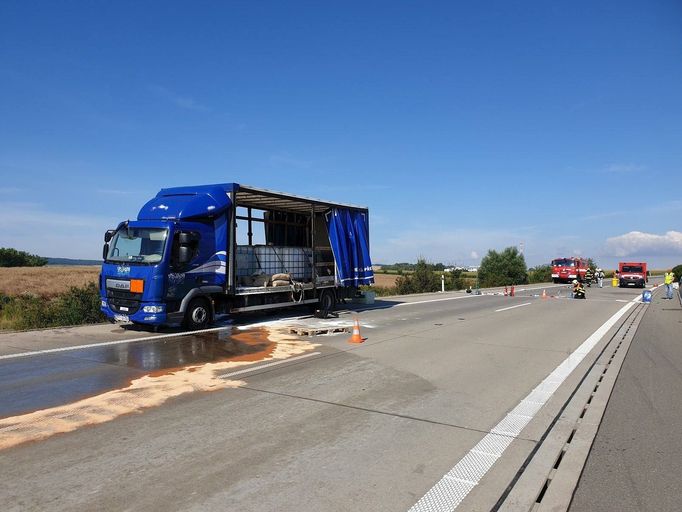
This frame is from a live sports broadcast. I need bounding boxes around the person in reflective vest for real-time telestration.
[584,267,594,287]
[572,279,586,299]
[664,271,675,299]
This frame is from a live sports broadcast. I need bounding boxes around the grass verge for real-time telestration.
[0,283,105,331]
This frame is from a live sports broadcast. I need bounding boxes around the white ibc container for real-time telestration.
[254,246,285,275]
[236,246,256,277]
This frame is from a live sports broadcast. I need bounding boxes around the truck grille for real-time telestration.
[107,289,141,314]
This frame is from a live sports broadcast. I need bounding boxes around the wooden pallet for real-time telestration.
[288,326,350,336]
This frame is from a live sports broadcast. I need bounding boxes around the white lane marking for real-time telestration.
[0,315,316,362]
[495,302,532,312]
[0,311,320,362]
[219,352,322,379]
[0,325,240,361]
[393,285,566,308]
[395,295,488,307]
[0,284,564,361]
[408,295,641,511]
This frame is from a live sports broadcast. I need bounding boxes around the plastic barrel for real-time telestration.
[612,278,618,287]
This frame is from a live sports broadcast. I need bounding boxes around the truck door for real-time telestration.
[166,231,201,303]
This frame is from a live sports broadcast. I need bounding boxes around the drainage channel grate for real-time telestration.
[527,303,646,511]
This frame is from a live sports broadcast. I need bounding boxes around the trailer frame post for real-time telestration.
[227,193,237,294]
[311,204,316,292]
[247,207,253,246]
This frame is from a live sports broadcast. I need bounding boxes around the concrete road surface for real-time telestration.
[0,281,659,511]
[570,285,682,512]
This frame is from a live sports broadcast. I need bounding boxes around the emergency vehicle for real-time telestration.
[618,262,647,288]
[551,257,589,284]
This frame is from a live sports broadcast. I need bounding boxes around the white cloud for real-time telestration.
[470,251,479,259]
[605,230,682,257]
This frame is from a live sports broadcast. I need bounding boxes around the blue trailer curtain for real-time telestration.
[325,209,374,286]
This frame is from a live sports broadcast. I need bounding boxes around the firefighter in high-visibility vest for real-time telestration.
[573,279,586,299]
[584,267,594,287]
[664,271,675,299]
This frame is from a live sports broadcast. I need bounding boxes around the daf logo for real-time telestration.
[106,279,131,291]
[117,265,131,275]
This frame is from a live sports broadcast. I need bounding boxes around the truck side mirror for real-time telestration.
[178,246,192,264]
[178,232,194,245]
[104,230,115,243]
[103,243,109,260]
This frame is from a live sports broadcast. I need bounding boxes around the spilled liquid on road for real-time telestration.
[111,328,279,376]
[0,327,318,451]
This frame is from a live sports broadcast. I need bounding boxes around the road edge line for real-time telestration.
[407,296,640,512]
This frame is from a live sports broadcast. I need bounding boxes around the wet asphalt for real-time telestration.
[0,327,275,417]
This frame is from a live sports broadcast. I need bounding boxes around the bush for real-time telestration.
[361,285,396,297]
[0,247,48,267]
[445,269,466,290]
[395,258,440,294]
[478,247,528,287]
[0,283,105,330]
[528,265,552,284]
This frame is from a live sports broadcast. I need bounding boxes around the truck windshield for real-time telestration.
[552,259,575,267]
[107,228,168,263]
[622,265,643,273]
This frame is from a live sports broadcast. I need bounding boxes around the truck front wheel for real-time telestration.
[185,298,211,330]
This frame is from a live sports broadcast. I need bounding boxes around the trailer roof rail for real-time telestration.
[236,184,368,214]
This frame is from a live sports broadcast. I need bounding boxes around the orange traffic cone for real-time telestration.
[348,318,365,344]
[542,289,547,299]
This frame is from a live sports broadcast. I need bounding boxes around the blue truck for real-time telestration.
[100,183,374,329]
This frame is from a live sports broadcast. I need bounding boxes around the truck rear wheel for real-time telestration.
[185,298,210,330]
[318,289,336,313]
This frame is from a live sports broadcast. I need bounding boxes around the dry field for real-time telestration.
[373,273,398,288]
[0,266,400,298]
[0,266,100,298]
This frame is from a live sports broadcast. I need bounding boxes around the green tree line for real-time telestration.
[0,248,48,267]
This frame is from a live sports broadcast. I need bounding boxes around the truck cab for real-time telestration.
[618,262,647,288]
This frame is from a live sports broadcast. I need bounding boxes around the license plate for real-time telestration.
[119,306,129,312]
[114,314,129,322]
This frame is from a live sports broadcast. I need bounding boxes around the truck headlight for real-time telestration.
[143,305,165,313]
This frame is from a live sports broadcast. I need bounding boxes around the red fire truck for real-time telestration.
[551,257,589,284]
[618,262,647,288]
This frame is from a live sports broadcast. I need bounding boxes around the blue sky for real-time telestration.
[1,1,681,268]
